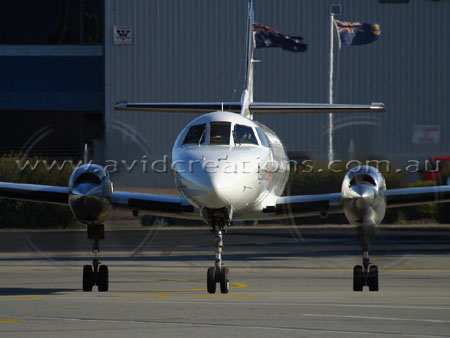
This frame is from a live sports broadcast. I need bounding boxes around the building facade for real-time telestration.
[0,0,105,159]
[2,1,448,188]
[106,0,450,188]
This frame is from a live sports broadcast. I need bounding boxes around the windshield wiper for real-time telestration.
[198,128,206,146]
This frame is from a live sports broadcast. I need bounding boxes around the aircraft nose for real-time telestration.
[202,172,237,208]
[175,150,260,210]
[185,168,248,210]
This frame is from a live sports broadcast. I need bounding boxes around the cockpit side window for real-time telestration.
[233,124,258,145]
[182,123,206,145]
[255,127,270,147]
[210,122,231,145]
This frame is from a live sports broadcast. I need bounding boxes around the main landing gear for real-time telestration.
[83,224,109,292]
[206,218,230,294]
[353,225,378,292]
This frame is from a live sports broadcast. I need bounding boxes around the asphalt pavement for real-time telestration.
[0,225,449,337]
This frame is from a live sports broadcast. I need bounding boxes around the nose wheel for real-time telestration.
[82,264,109,292]
[83,224,109,292]
[353,263,379,292]
[207,266,230,294]
[207,218,230,294]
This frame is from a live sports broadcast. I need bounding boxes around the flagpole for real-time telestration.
[328,13,335,164]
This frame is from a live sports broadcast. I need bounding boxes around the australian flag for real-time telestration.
[254,24,307,52]
[335,20,381,47]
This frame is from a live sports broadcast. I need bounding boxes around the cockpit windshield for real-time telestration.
[181,122,259,147]
[182,123,206,145]
[210,122,231,145]
[233,124,258,145]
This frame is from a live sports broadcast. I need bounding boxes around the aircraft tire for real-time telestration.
[219,267,230,294]
[353,265,364,292]
[207,267,216,294]
[98,265,109,292]
[368,265,379,292]
[83,265,94,292]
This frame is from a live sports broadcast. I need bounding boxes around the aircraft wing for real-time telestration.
[263,193,343,219]
[264,185,450,220]
[0,182,69,205]
[2,181,450,222]
[111,191,201,219]
[384,186,450,208]
[0,182,200,220]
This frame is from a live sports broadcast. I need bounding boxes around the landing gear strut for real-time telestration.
[83,224,109,292]
[353,225,378,292]
[206,216,230,294]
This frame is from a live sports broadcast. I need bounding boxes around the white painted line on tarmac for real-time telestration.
[0,315,447,337]
[304,313,450,324]
[72,298,450,312]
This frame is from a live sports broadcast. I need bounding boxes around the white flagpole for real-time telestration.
[328,13,335,164]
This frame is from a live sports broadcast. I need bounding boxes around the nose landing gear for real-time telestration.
[206,212,230,294]
[83,224,109,292]
[353,225,379,292]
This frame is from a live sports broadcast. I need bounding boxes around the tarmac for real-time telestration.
[0,225,449,337]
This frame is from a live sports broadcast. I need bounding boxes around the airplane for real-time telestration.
[1,0,450,294]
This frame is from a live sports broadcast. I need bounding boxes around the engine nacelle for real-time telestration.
[68,164,113,225]
[341,165,386,226]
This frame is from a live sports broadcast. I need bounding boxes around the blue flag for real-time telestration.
[254,24,307,52]
[335,20,381,47]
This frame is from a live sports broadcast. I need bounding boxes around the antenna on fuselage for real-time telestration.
[83,143,89,164]
[240,0,255,120]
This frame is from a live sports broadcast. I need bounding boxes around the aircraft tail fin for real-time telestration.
[240,0,255,119]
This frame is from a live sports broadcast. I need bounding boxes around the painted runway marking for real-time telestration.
[99,299,450,312]
[0,296,44,300]
[197,295,259,299]
[0,318,25,323]
[146,281,248,293]
[296,303,450,311]
[154,278,189,282]
[0,315,447,337]
[110,295,169,299]
[304,313,450,324]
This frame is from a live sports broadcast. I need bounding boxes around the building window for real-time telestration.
[0,0,104,45]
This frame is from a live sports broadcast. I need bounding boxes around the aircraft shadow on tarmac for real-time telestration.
[0,288,78,296]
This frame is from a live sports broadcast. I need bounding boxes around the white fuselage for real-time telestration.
[172,111,289,221]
